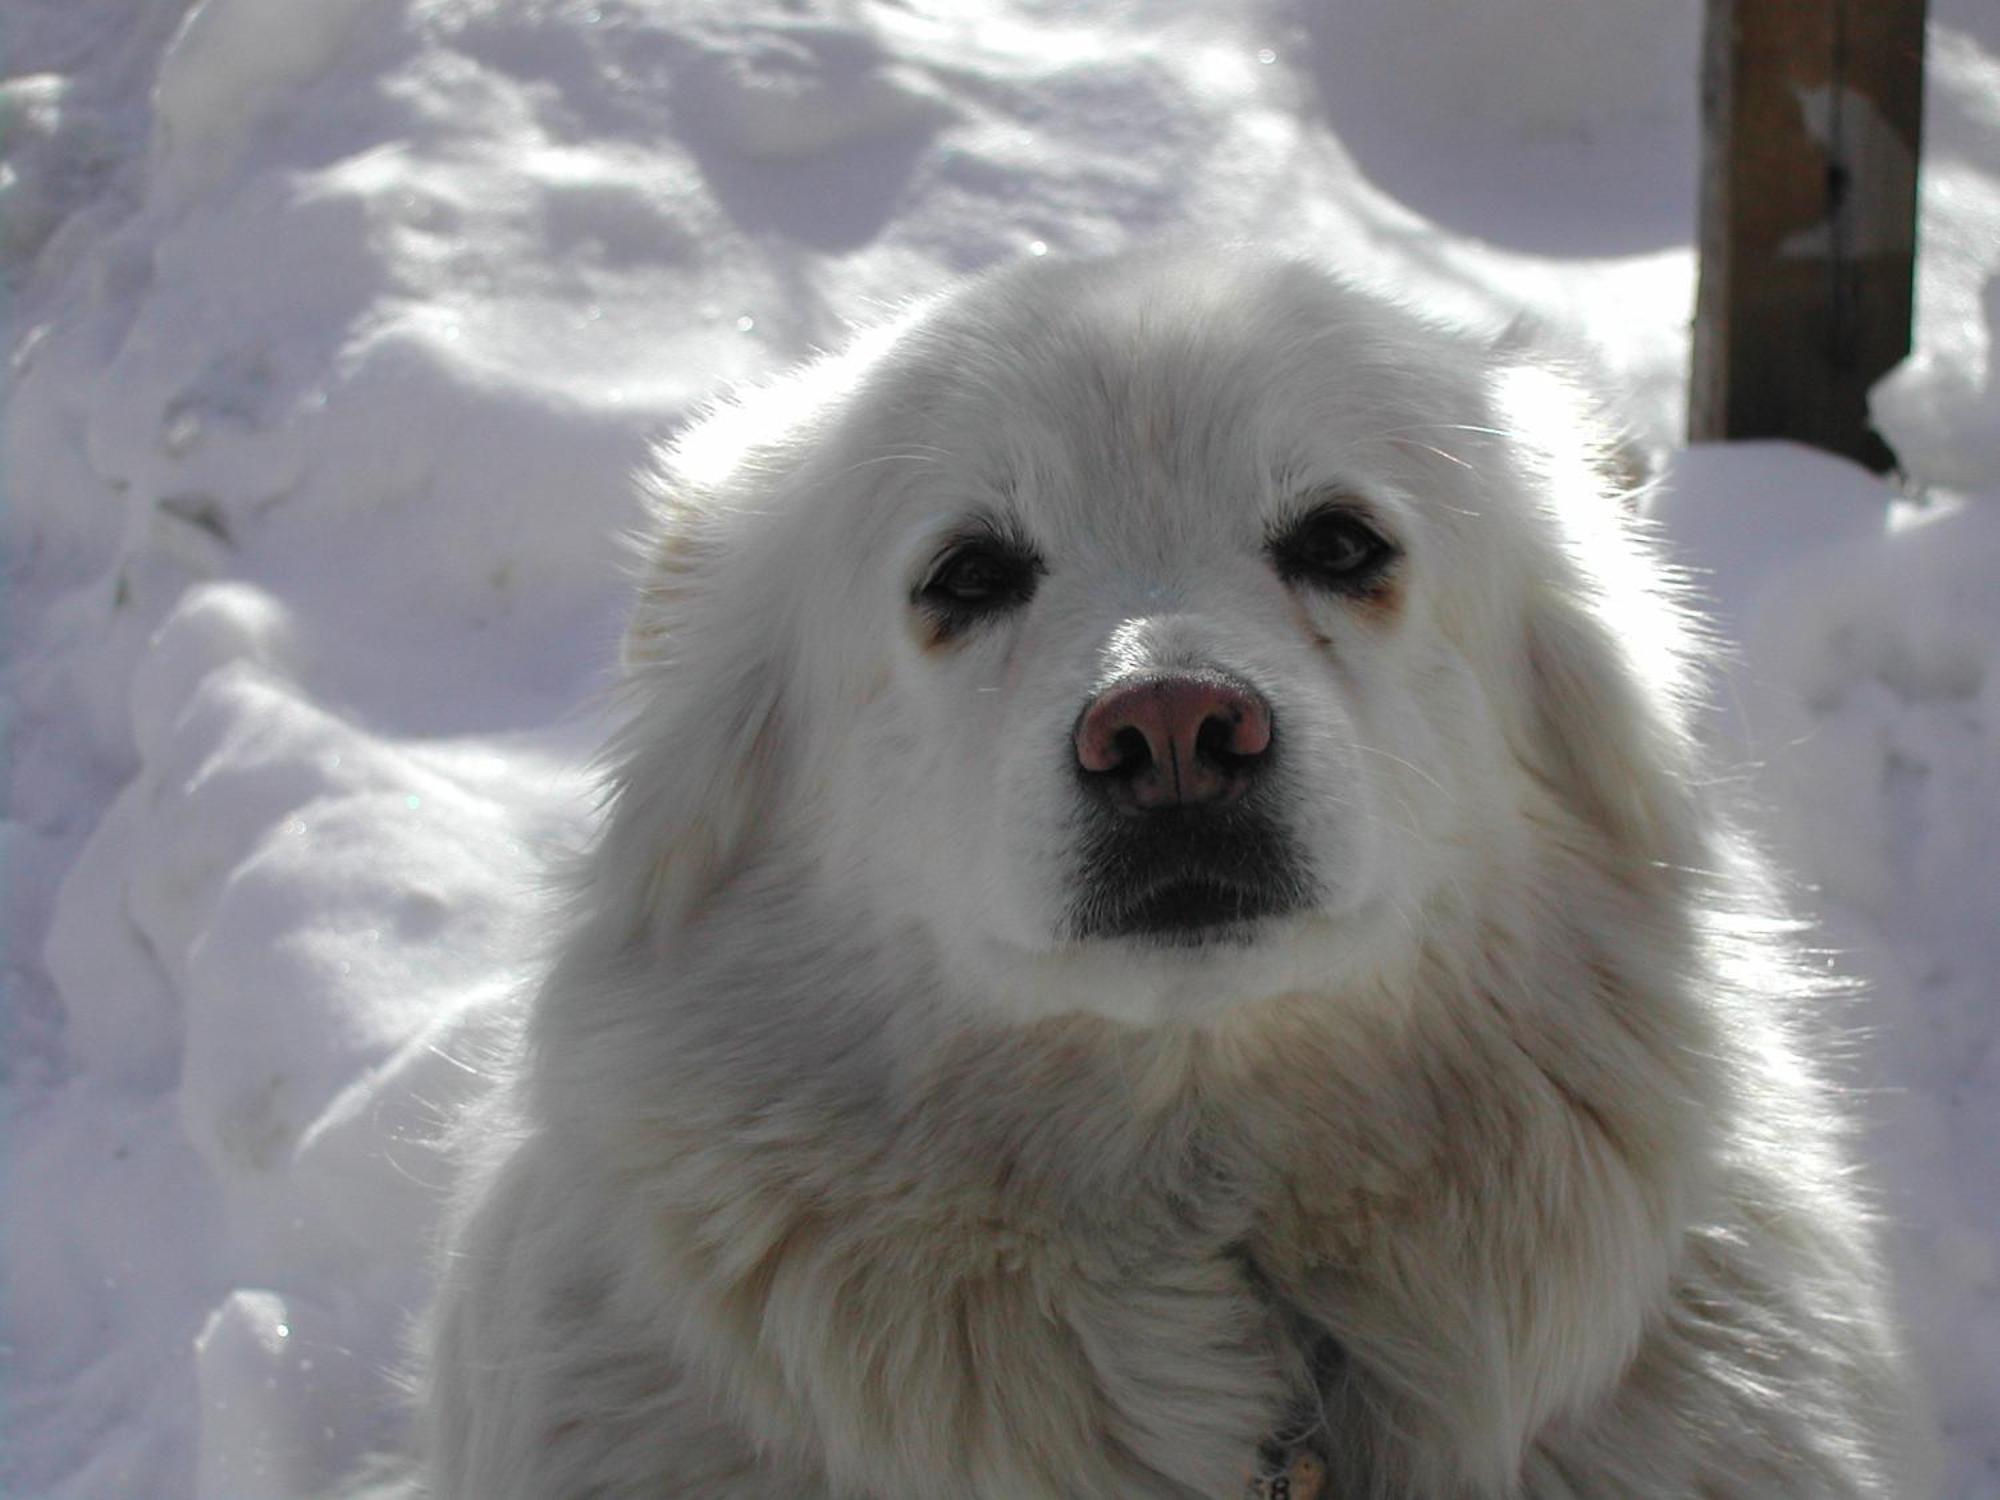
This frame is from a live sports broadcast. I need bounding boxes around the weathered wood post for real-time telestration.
[1689,0,1927,471]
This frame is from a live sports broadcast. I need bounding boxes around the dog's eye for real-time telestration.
[915,538,1042,634]
[1268,505,1398,593]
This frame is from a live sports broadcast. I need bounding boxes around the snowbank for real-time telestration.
[1648,451,2000,1490]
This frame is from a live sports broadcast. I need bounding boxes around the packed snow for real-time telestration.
[3,1,1996,1496]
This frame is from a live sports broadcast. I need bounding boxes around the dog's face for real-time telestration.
[827,280,1501,1020]
[616,253,1692,1024]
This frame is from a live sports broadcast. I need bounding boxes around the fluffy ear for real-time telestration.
[576,455,795,946]
[575,331,910,945]
[1485,363,1708,874]
[1519,579,1705,874]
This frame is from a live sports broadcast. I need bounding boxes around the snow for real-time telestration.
[1646,456,2000,1492]
[1647,455,2000,1488]
[3,1,1995,1496]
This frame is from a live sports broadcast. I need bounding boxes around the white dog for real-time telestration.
[421,250,1926,1498]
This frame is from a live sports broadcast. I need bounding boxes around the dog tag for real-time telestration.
[1245,1447,1325,1500]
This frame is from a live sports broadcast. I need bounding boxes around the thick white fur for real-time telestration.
[422,250,1927,1498]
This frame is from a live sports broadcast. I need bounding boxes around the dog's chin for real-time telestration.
[951,878,1377,1028]
[1069,876,1308,951]
[1065,802,1315,952]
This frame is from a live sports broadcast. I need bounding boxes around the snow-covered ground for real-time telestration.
[3,1,1995,1496]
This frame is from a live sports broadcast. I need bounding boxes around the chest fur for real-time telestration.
[655,996,1691,1498]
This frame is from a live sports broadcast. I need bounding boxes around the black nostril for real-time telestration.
[1194,713,1240,767]
[1107,725,1153,779]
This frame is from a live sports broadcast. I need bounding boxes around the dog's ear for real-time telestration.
[575,328,917,945]
[1486,364,1708,875]
[577,442,796,945]
[1518,577,1705,874]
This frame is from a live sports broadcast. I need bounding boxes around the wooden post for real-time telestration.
[1689,0,1927,471]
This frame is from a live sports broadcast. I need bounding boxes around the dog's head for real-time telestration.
[597,251,1702,1023]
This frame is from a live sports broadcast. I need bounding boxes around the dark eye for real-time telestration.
[915,536,1042,636]
[1268,504,1398,593]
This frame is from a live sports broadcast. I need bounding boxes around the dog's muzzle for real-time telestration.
[1067,672,1312,943]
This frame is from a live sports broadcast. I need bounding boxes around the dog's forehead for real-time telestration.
[873,256,1459,546]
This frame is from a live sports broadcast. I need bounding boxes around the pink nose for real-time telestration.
[1074,674,1273,809]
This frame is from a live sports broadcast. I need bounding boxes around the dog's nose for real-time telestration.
[1075,673,1273,810]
